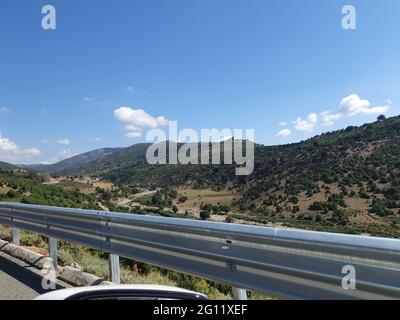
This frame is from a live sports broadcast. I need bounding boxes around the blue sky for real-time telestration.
[0,0,399,164]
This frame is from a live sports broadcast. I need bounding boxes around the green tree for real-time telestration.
[199,210,211,220]
[377,114,386,122]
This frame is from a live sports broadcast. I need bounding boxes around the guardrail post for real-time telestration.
[109,254,120,284]
[232,287,247,300]
[49,238,58,269]
[12,228,20,246]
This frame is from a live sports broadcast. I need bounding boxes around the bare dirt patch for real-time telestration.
[175,188,240,213]
[21,246,49,256]
[57,179,94,194]
[345,197,370,212]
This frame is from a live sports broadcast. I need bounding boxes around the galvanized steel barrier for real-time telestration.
[0,202,399,300]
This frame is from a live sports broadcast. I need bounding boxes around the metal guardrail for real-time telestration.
[0,202,399,300]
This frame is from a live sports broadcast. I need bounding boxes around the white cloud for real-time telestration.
[84,97,112,107]
[319,94,390,127]
[293,113,318,131]
[0,135,41,162]
[114,107,169,139]
[0,107,10,113]
[339,94,389,116]
[287,94,390,133]
[114,107,160,128]
[59,149,74,158]
[320,111,342,126]
[276,128,292,137]
[278,121,288,126]
[84,97,95,103]
[58,138,70,145]
[156,116,168,126]
[126,131,142,138]
[127,85,135,93]
[94,137,103,142]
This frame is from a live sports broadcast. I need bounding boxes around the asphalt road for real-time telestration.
[0,251,64,300]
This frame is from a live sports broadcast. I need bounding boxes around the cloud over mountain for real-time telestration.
[114,107,169,138]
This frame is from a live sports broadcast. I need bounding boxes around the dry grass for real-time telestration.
[58,179,94,193]
[175,188,239,215]
[0,186,11,194]
[345,197,370,212]
[91,181,113,191]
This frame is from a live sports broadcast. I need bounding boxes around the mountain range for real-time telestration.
[3,115,400,197]
[2,115,400,237]
[21,147,124,174]
[23,115,398,177]
[0,161,17,170]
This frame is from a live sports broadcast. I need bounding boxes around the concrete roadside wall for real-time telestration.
[0,239,52,269]
[0,239,112,287]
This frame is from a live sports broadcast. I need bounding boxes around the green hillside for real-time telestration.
[0,161,17,170]
[0,170,101,209]
[33,115,400,237]
[25,147,123,174]
[19,115,400,238]
[53,116,400,196]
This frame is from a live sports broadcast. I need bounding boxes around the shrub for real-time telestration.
[199,211,210,220]
[330,209,349,226]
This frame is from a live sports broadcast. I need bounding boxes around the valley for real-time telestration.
[1,115,400,238]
